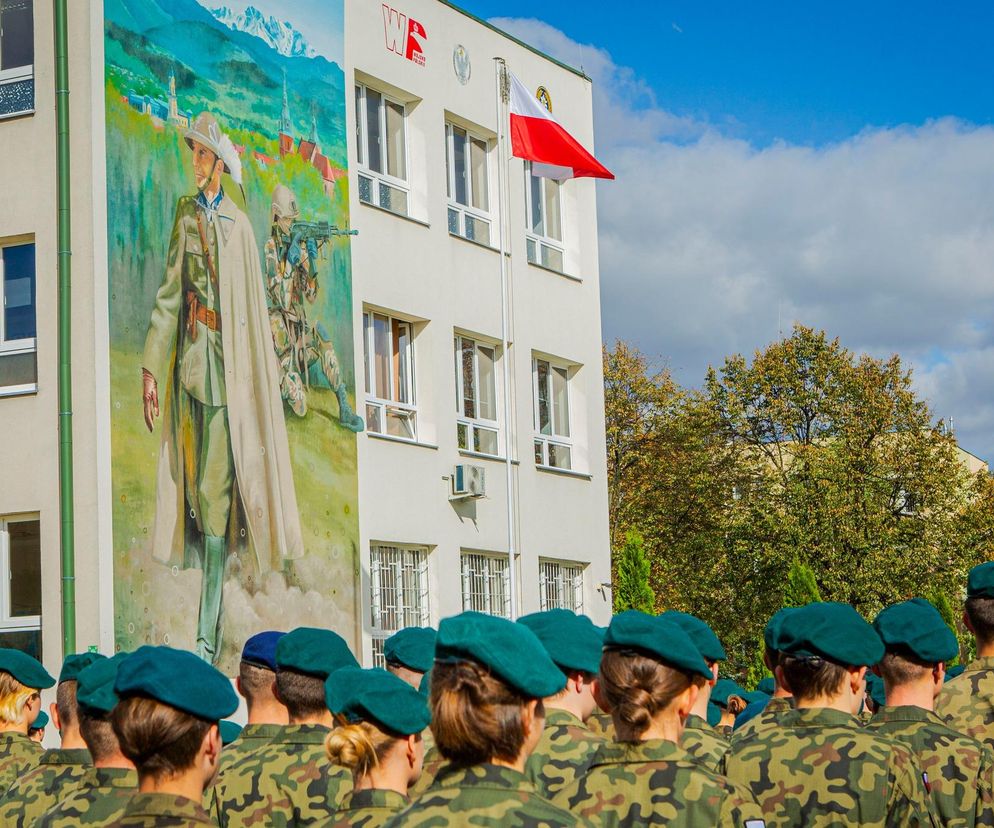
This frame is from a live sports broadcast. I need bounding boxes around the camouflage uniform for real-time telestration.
[107,792,214,826]
[524,708,604,798]
[731,696,793,744]
[864,705,994,827]
[586,710,614,740]
[387,763,576,827]
[937,657,994,752]
[331,788,408,828]
[681,713,730,773]
[212,723,352,826]
[0,732,42,793]
[726,707,939,827]
[555,737,765,826]
[36,767,138,827]
[407,743,445,797]
[0,747,91,826]
[217,722,282,773]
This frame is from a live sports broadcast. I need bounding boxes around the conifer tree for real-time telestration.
[613,528,656,613]
[784,557,822,607]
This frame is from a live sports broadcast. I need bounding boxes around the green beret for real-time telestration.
[968,562,994,599]
[435,612,566,699]
[743,690,768,706]
[946,665,964,681]
[383,627,436,674]
[778,602,884,667]
[711,678,746,707]
[30,711,48,730]
[327,667,430,736]
[219,720,243,745]
[660,611,726,662]
[77,652,130,714]
[603,611,711,679]
[59,652,106,684]
[706,701,722,727]
[865,673,886,707]
[873,599,959,664]
[764,608,797,653]
[0,648,55,690]
[517,609,603,676]
[757,676,775,695]
[114,645,238,721]
[276,627,359,679]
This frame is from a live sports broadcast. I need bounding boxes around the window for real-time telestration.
[0,517,41,657]
[539,559,584,612]
[369,544,430,667]
[446,123,491,245]
[363,310,417,440]
[454,334,499,456]
[355,83,408,215]
[0,0,33,119]
[524,162,564,272]
[533,357,572,470]
[0,242,36,393]
[460,551,510,618]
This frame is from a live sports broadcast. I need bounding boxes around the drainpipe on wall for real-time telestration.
[54,0,76,656]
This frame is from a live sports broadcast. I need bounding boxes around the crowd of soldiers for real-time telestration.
[2,562,994,826]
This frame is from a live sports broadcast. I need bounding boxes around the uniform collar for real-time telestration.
[196,187,224,218]
[123,792,212,820]
[89,766,138,788]
[238,723,285,739]
[341,788,408,810]
[965,656,994,673]
[765,696,794,713]
[434,763,536,793]
[544,708,584,728]
[781,707,857,728]
[270,723,331,744]
[684,714,712,732]
[590,738,689,766]
[870,705,939,725]
[40,747,91,765]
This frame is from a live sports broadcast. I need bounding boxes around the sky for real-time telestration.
[453,1,994,462]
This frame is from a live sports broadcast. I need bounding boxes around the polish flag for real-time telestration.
[508,71,614,181]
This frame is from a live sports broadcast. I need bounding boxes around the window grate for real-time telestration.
[460,552,511,618]
[369,545,430,665]
[539,559,585,613]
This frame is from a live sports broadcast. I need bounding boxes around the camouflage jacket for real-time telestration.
[586,710,614,741]
[386,763,576,827]
[731,696,793,745]
[217,722,283,774]
[0,732,43,793]
[36,766,138,827]
[0,747,91,827]
[681,713,730,773]
[726,706,940,827]
[937,657,994,752]
[864,705,994,827]
[107,792,215,826]
[407,744,445,798]
[331,788,408,828]
[524,708,604,798]
[212,723,352,826]
[555,737,765,826]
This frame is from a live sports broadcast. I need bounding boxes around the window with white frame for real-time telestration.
[460,551,510,618]
[445,123,491,245]
[0,0,34,119]
[454,334,499,456]
[524,162,564,272]
[355,83,409,216]
[363,310,417,440]
[539,559,585,612]
[0,241,36,394]
[533,357,572,470]
[369,544,430,667]
[0,517,41,657]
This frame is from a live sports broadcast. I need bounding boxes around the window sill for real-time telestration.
[535,464,592,481]
[359,199,430,228]
[0,384,37,399]
[449,231,499,254]
[0,109,34,122]
[527,259,582,283]
[458,449,520,466]
[367,431,438,450]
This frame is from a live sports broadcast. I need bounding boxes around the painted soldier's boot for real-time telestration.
[335,383,365,433]
[195,534,225,664]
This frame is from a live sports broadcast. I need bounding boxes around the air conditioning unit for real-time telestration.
[451,464,486,500]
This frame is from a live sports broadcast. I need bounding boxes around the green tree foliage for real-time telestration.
[785,558,823,607]
[613,528,656,614]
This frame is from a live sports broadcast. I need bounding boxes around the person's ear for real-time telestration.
[775,664,791,695]
[204,724,222,769]
[851,666,867,696]
[964,610,975,635]
[522,699,540,739]
[934,662,945,688]
[49,701,61,732]
[591,678,610,713]
[679,684,699,719]
[709,662,719,686]
[235,676,244,699]
[405,733,418,768]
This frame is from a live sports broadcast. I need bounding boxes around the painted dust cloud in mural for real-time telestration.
[104,0,359,670]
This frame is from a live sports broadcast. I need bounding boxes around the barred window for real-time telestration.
[460,551,510,618]
[539,559,584,613]
[369,544,430,666]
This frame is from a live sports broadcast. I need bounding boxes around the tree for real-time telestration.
[785,558,823,607]
[613,528,656,613]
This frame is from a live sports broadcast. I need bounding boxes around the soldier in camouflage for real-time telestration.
[732,608,796,744]
[555,611,765,826]
[517,609,606,798]
[937,562,994,751]
[212,628,357,826]
[866,598,994,826]
[388,613,578,827]
[726,602,939,827]
[0,649,55,793]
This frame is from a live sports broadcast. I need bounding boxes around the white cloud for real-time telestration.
[493,17,994,462]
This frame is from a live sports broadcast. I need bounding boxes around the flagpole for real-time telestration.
[494,57,518,620]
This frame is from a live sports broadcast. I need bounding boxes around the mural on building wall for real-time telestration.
[104,0,359,670]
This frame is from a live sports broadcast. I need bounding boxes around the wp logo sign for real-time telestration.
[382,4,427,67]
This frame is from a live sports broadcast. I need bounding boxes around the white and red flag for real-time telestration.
[508,71,614,181]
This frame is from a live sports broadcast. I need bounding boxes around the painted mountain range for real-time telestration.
[210,5,316,59]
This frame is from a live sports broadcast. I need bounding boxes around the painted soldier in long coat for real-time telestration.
[141,112,303,663]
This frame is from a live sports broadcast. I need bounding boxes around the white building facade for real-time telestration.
[0,0,611,675]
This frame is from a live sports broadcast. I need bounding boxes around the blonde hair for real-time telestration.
[326,720,399,778]
[0,673,37,726]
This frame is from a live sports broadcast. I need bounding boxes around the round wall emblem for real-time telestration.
[536,86,553,113]
[453,45,471,85]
